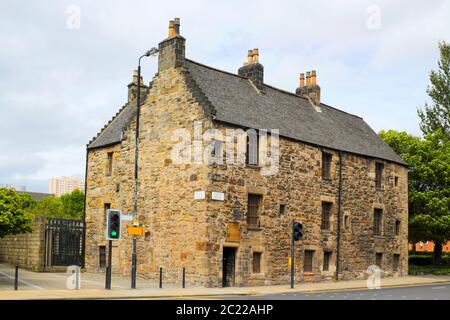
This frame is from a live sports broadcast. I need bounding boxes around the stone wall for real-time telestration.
[0,217,47,271]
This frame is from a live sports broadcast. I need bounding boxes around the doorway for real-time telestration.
[222,247,236,287]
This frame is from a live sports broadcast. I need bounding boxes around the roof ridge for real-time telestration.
[185,58,362,120]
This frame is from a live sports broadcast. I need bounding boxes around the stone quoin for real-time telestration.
[84,18,408,287]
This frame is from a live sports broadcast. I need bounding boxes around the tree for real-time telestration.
[418,41,450,138]
[379,129,450,265]
[25,190,84,219]
[60,189,85,219]
[0,188,33,238]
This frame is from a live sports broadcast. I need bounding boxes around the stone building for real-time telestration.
[84,19,408,287]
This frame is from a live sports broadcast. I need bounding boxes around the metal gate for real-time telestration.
[45,218,85,267]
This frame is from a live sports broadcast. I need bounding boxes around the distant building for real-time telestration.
[409,241,450,253]
[49,176,84,196]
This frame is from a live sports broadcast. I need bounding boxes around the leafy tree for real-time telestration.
[418,41,450,138]
[0,188,33,238]
[60,189,85,219]
[26,190,84,219]
[379,129,450,265]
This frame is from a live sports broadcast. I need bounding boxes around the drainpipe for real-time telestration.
[81,148,89,269]
[335,150,343,280]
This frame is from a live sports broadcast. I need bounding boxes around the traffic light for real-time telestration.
[106,209,122,240]
[293,221,303,241]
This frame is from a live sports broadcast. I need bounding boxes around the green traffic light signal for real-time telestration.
[111,231,118,237]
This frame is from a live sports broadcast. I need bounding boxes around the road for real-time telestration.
[214,283,450,300]
[1,263,449,300]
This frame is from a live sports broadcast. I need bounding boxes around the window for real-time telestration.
[106,152,113,175]
[395,220,401,236]
[304,250,314,273]
[247,194,262,228]
[374,209,383,236]
[375,162,384,189]
[99,246,106,268]
[321,202,332,230]
[279,204,286,215]
[375,253,383,268]
[246,130,259,165]
[393,254,400,271]
[344,215,349,230]
[394,176,399,187]
[210,140,223,162]
[115,183,120,193]
[323,251,331,272]
[104,203,111,226]
[253,252,262,273]
[322,152,332,179]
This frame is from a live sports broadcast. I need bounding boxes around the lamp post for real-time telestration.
[131,47,158,289]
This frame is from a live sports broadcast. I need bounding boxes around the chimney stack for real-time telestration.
[296,69,321,106]
[238,48,264,89]
[127,70,148,102]
[158,18,185,72]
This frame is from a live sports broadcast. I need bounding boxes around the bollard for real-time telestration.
[159,267,163,289]
[182,268,185,288]
[14,265,19,290]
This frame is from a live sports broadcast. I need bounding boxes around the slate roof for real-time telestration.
[87,59,405,165]
[87,102,135,149]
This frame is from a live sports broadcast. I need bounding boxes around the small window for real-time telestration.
[344,215,349,230]
[322,152,332,179]
[253,252,262,273]
[106,152,113,175]
[246,130,259,166]
[393,254,400,271]
[99,246,106,268]
[323,251,331,272]
[394,176,399,187]
[304,250,314,273]
[374,209,383,236]
[210,140,223,162]
[279,204,286,215]
[247,194,262,228]
[395,220,401,236]
[375,162,384,189]
[115,183,120,193]
[321,202,332,230]
[375,253,383,268]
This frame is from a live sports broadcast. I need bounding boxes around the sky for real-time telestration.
[0,0,449,193]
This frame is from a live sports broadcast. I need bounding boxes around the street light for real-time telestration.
[132,47,159,289]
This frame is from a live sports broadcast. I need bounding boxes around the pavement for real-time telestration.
[1,263,450,300]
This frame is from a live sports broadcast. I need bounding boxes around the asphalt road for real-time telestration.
[214,283,450,300]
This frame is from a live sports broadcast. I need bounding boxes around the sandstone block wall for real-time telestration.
[0,217,47,271]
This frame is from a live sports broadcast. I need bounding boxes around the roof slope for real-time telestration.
[87,102,135,149]
[185,59,405,165]
[87,59,405,165]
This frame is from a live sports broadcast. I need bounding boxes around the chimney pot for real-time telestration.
[311,70,317,86]
[247,50,253,65]
[253,48,259,63]
[173,17,180,35]
[300,73,305,87]
[168,20,175,37]
[306,71,311,87]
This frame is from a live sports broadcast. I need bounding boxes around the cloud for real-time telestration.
[0,0,449,192]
